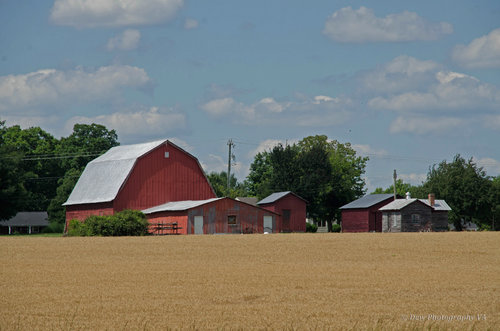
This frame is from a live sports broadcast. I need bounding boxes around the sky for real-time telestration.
[1,0,500,193]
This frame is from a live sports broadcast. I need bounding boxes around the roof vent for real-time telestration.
[406,192,411,200]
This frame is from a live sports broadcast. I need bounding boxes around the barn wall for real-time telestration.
[259,194,306,232]
[114,143,216,212]
[65,202,114,229]
[146,213,188,235]
[342,209,370,232]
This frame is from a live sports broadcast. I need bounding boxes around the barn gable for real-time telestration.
[64,140,167,206]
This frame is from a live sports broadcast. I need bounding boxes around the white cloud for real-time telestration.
[368,67,500,113]
[107,29,141,51]
[65,106,186,138]
[359,55,440,94]
[323,7,452,43]
[50,0,184,28]
[0,65,151,113]
[452,28,500,68]
[483,115,500,130]
[200,154,243,176]
[389,116,464,134]
[200,95,352,126]
[184,18,199,30]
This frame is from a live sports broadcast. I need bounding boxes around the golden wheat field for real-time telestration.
[1,233,499,330]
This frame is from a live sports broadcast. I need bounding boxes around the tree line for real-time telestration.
[0,120,119,231]
[2,119,498,232]
[372,155,500,231]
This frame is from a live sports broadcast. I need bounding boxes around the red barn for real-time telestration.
[63,139,216,229]
[257,191,307,232]
[143,197,280,234]
[340,194,400,232]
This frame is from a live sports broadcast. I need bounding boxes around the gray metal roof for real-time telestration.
[379,198,422,211]
[340,194,395,209]
[419,199,452,211]
[257,191,292,205]
[379,198,452,211]
[142,198,222,214]
[0,212,49,227]
[63,139,167,206]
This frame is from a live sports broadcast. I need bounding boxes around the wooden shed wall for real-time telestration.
[431,211,449,232]
[147,213,188,235]
[114,143,216,212]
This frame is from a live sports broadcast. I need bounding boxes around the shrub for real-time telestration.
[306,222,318,233]
[42,222,64,233]
[67,219,89,236]
[67,210,149,237]
[331,224,341,233]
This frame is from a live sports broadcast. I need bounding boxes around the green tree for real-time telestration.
[488,176,500,231]
[372,179,425,198]
[1,125,60,211]
[207,171,248,198]
[423,155,491,230]
[47,168,82,228]
[246,135,368,230]
[57,123,119,172]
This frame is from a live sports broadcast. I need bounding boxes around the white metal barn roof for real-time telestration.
[63,139,167,206]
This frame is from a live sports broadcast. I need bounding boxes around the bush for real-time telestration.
[331,224,341,233]
[42,222,64,233]
[67,219,89,236]
[67,210,149,236]
[306,222,318,233]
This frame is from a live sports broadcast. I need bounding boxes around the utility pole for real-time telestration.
[393,169,397,200]
[227,139,235,194]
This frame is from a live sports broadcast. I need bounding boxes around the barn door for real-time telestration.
[263,216,273,233]
[194,216,203,234]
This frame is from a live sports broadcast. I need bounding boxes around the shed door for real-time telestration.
[194,216,203,234]
[263,216,273,233]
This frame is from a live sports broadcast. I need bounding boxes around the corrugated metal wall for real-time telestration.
[145,198,279,235]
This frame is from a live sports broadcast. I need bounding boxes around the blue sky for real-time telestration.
[1,0,500,192]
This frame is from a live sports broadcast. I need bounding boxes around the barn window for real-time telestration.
[411,214,420,223]
[227,215,237,225]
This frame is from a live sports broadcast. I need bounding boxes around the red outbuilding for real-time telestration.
[143,197,280,234]
[63,139,216,229]
[340,194,400,232]
[257,191,307,232]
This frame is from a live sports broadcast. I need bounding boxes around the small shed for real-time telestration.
[257,191,307,232]
[143,197,280,234]
[379,195,450,232]
[340,194,400,232]
[0,212,49,234]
